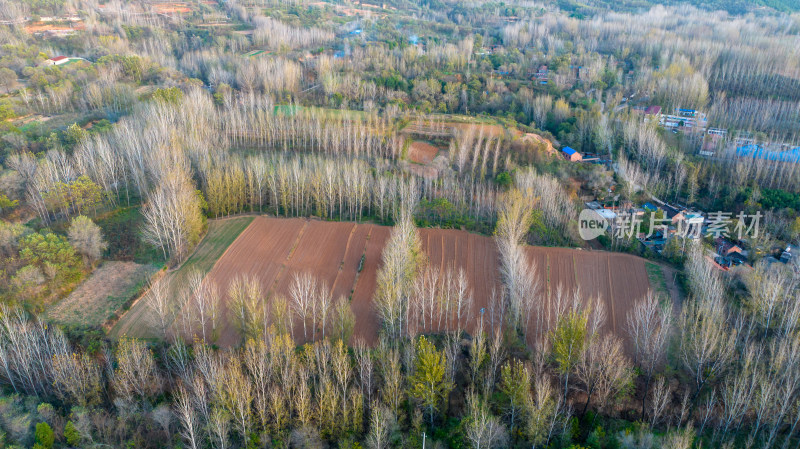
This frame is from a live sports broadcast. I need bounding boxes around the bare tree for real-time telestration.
[318,283,332,339]
[290,272,316,341]
[188,270,211,343]
[469,318,488,388]
[52,352,103,407]
[113,338,162,406]
[215,361,252,442]
[626,290,672,418]
[175,384,200,449]
[355,341,375,406]
[484,328,505,397]
[575,334,632,415]
[678,293,736,400]
[465,390,509,449]
[331,295,355,344]
[526,376,557,449]
[365,403,395,449]
[649,377,671,428]
[375,215,422,342]
[67,215,108,267]
[331,339,352,419]
[495,188,534,333]
[228,275,262,341]
[208,406,230,449]
[142,167,204,263]
[146,277,173,340]
[379,342,403,416]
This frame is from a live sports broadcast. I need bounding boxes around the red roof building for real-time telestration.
[44,56,69,66]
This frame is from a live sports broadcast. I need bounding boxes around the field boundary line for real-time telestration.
[438,232,445,268]
[607,254,616,333]
[329,223,357,297]
[572,254,578,300]
[546,253,551,298]
[348,225,374,301]
[267,219,309,296]
[202,217,257,279]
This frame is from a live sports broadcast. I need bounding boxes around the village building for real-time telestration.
[43,55,69,66]
[659,108,708,132]
[561,146,582,162]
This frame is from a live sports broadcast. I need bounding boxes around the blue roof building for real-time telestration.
[642,202,658,211]
[736,145,800,163]
[562,146,581,161]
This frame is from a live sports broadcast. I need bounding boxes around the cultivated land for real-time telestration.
[109,216,254,339]
[46,261,158,328]
[116,216,655,345]
[407,141,440,164]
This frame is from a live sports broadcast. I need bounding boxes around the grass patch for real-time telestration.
[171,216,254,280]
[95,206,164,265]
[646,262,670,300]
[107,216,254,339]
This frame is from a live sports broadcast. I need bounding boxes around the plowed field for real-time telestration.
[183,217,653,346]
[408,141,439,164]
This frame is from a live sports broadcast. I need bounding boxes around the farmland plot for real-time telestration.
[115,216,656,346]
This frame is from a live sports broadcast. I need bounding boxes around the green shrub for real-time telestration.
[34,422,54,449]
[64,421,81,446]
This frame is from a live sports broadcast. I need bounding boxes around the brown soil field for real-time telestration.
[574,252,613,330]
[419,229,504,325]
[204,217,306,345]
[403,121,506,139]
[24,22,85,33]
[609,255,651,335]
[330,223,371,301]
[350,225,391,342]
[271,220,355,295]
[408,141,439,164]
[152,2,192,13]
[193,217,653,346]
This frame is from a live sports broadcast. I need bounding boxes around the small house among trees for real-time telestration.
[562,146,582,162]
[43,56,69,66]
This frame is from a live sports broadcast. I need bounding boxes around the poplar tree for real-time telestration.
[409,336,453,425]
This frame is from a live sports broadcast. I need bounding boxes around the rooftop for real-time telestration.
[736,145,800,163]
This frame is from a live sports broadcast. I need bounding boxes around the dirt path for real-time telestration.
[658,263,683,312]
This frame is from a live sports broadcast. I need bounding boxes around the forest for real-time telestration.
[0,0,799,448]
